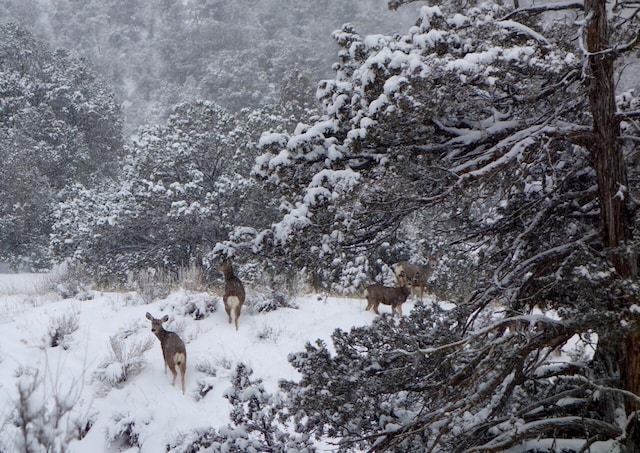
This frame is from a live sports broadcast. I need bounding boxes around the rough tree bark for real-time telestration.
[584,0,640,448]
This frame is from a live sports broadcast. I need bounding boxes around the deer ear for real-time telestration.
[162,315,169,322]
[145,312,153,320]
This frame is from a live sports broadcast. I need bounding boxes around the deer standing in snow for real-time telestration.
[145,312,187,393]
[216,258,245,330]
[364,274,411,317]
[392,254,439,300]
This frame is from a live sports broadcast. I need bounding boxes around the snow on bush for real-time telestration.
[0,367,88,453]
[162,290,218,320]
[105,411,152,449]
[194,359,218,401]
[93,334,154,390]
[47,306,80,349]
[134,268,173,304]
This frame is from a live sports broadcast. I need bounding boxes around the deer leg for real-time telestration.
[170,366,178,387]
[180,363,186,394]
[224,300,232,324]
[234,306,240,331]
[373,302,380,315]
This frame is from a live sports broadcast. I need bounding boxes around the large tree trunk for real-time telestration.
[584,0,640,448]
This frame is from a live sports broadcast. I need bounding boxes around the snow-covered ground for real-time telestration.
[0,272,424,452]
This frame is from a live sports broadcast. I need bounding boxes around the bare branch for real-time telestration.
[500,1,585,20]
[618,110,640,119]
[467,417,622,452]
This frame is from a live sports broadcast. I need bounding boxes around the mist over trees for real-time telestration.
[2,0,640,451]
[0,0,419,132]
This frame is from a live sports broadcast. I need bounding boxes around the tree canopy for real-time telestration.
[0,23,123,268]
[50,100,289,282]
[249,0,640,450]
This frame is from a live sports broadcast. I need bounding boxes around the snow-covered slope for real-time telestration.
[0,273,421,452]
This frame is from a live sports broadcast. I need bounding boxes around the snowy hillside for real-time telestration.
[0,272,426,452]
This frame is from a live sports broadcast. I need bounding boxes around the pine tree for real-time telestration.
[258,0,640,450]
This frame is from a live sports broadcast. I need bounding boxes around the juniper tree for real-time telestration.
[254,0,640,450]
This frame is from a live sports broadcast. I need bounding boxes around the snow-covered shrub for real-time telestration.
[223,363,315,452]
[255,324,282,343]
[213,355,235,372]
[196,359,218,376]
[251,261,312,296]
[177,264,207,291]
[194,360,218,401]
[135,269,172,304]
[167,427,221,453]
[57,284,93,301]
[245,288,297,314]
[0,367,88,453]
[281,301,617,451]
[332,255,370,294]
[164,291,218,320]
[47,306,80,349]
[37,261,94,300]
[121,292,145,306]
[169,363,315,452]
[94,335,154,389]
[105,411,151,449]
[282,303,454,451]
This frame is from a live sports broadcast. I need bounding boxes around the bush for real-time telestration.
[47,307,80,348]
[194,359,218,401]
[94,335,154,389]
[255,324,282,343]
[105,411,151,449]
[177,264,207,291]
[135,269,173,304]
[168,363,315,452]
[246,289,297,314]
[38,261,94,300]
[167,427,221,453]
[165,291,218,320]
[0,366,89,453]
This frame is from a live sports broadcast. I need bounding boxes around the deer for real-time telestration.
[364,276,411,317]
[392,254,439,300]
[216,258,245,331]
[145,312,187,393]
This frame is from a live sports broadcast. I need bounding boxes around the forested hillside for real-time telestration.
[2,0,640,451]
[0,0,419,131]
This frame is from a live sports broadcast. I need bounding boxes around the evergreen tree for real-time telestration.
[51,101,285,282]
[168,363,315,453]
[0,0,418,131]
[256,0,640,450]
[0,23,123,268]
